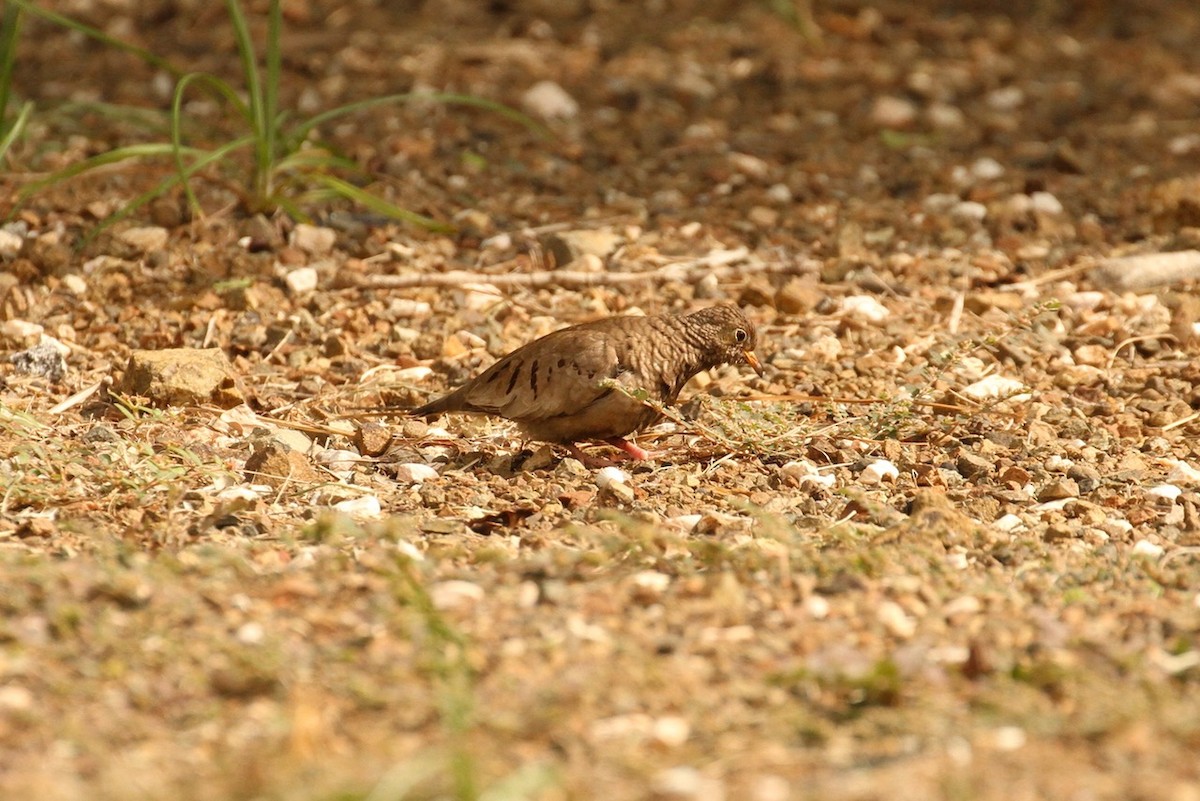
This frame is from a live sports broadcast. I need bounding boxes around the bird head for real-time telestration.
[690,306,764,377]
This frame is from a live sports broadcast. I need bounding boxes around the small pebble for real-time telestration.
[871,95,918,128]
[333,496,382,520]
[430,580,484,611]
[0,228,23,257]
[962,375,1029,402]
[971,157,1005,180]
[860,459,899,485]
[877,600,916,638]
[394,463,439,485]
[951,201,989,222]
[1167,460,1200,484]
[991,726,1027,751]
[841,295,890,322]
[1147,484,1181,503]
[1030,191,1064,215]
[521,80,579,119]
[993,514,1025,532]
[596,466,631,489]
[285,266,319,296]
[289,223,337,255]
[118,225,169,252]
[1132,540,1165,558]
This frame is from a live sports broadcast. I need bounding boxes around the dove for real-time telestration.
[410,305,763,463]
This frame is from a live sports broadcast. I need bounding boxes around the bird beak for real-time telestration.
[743,349,764,377]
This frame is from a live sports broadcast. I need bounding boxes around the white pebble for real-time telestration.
[289,223,337,255]
[118,225,169,252]
[962,375,1030,402]
[214,485,263,503]
[804,594,830,619]
[394,463,439,485]
[285,266,319,296]
[860,459,899,485]
[986,86,1025,111]
[391,366,433,382]
[652,716,691,748]
[927,102,965,130]
[652,766,721,800]
[923,193,959,213]
[0,228,23,257]
[0,319,43,340]
[235,622,265,645]
[61,274,88,295]
[631,570,671,596]
[992,513,1025,532]
[1132,540,1165,558]
[1167,460,1200,485]
[1062,291,1107,312]
[943,595,982,616]
[388,299,432,318]
[729,152,771,180]
[0,685,34,712]
[314,449,361,475]
[1030,191,1064,215]
[929,645,971,665]
[1147,484,1182,503]
[521,80,579,120]
[333,495,382,519]
[1044,455,1074,472]
[430,580,484,611]
[951,200,989,222]
[841,295,890,322]
[991,726,1027,751]
[806,334,843,363]
[481,232,513,250]
[765,183,793,203]
[877,600,916,638]
[461,282,503,311]
[971,157,1005,180]
[870,95,918,128]
[671,514,703,531]
[780,460,836,489]
[596,466,631,489]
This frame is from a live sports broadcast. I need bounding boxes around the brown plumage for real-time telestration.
[410,305,763,460]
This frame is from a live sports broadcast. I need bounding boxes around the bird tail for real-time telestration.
[409,388,463,417]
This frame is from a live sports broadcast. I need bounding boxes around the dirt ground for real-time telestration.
[2,1,1200,799]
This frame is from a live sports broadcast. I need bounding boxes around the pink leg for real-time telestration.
[564,439,654,467]
[604,437,652,460]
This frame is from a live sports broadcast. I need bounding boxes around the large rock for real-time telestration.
[117,348,244,408]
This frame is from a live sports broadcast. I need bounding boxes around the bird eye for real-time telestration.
[734,328,748,343]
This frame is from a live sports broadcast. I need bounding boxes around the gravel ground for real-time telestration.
[2,1,1200,799]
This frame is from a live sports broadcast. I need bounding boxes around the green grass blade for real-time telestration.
[264,0,281,179]
[14,143,204,206]
[0,101,32,164]
[271,148,365,176]
[224,0,270,201]
[172,72,250,215]
[82,135,254,242]
[9,0,181,77]
[289,92,551,145]
[0,2,22,132]
[305,174,454,232]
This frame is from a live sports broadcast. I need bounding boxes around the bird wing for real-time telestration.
[456,328,626,423]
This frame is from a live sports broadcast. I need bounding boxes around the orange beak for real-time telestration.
[743,349,764,377]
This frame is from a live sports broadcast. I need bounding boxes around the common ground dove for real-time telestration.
[410,305,763,461]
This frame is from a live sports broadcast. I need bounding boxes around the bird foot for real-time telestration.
[564,439,654,468]
[603,437,652,460]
